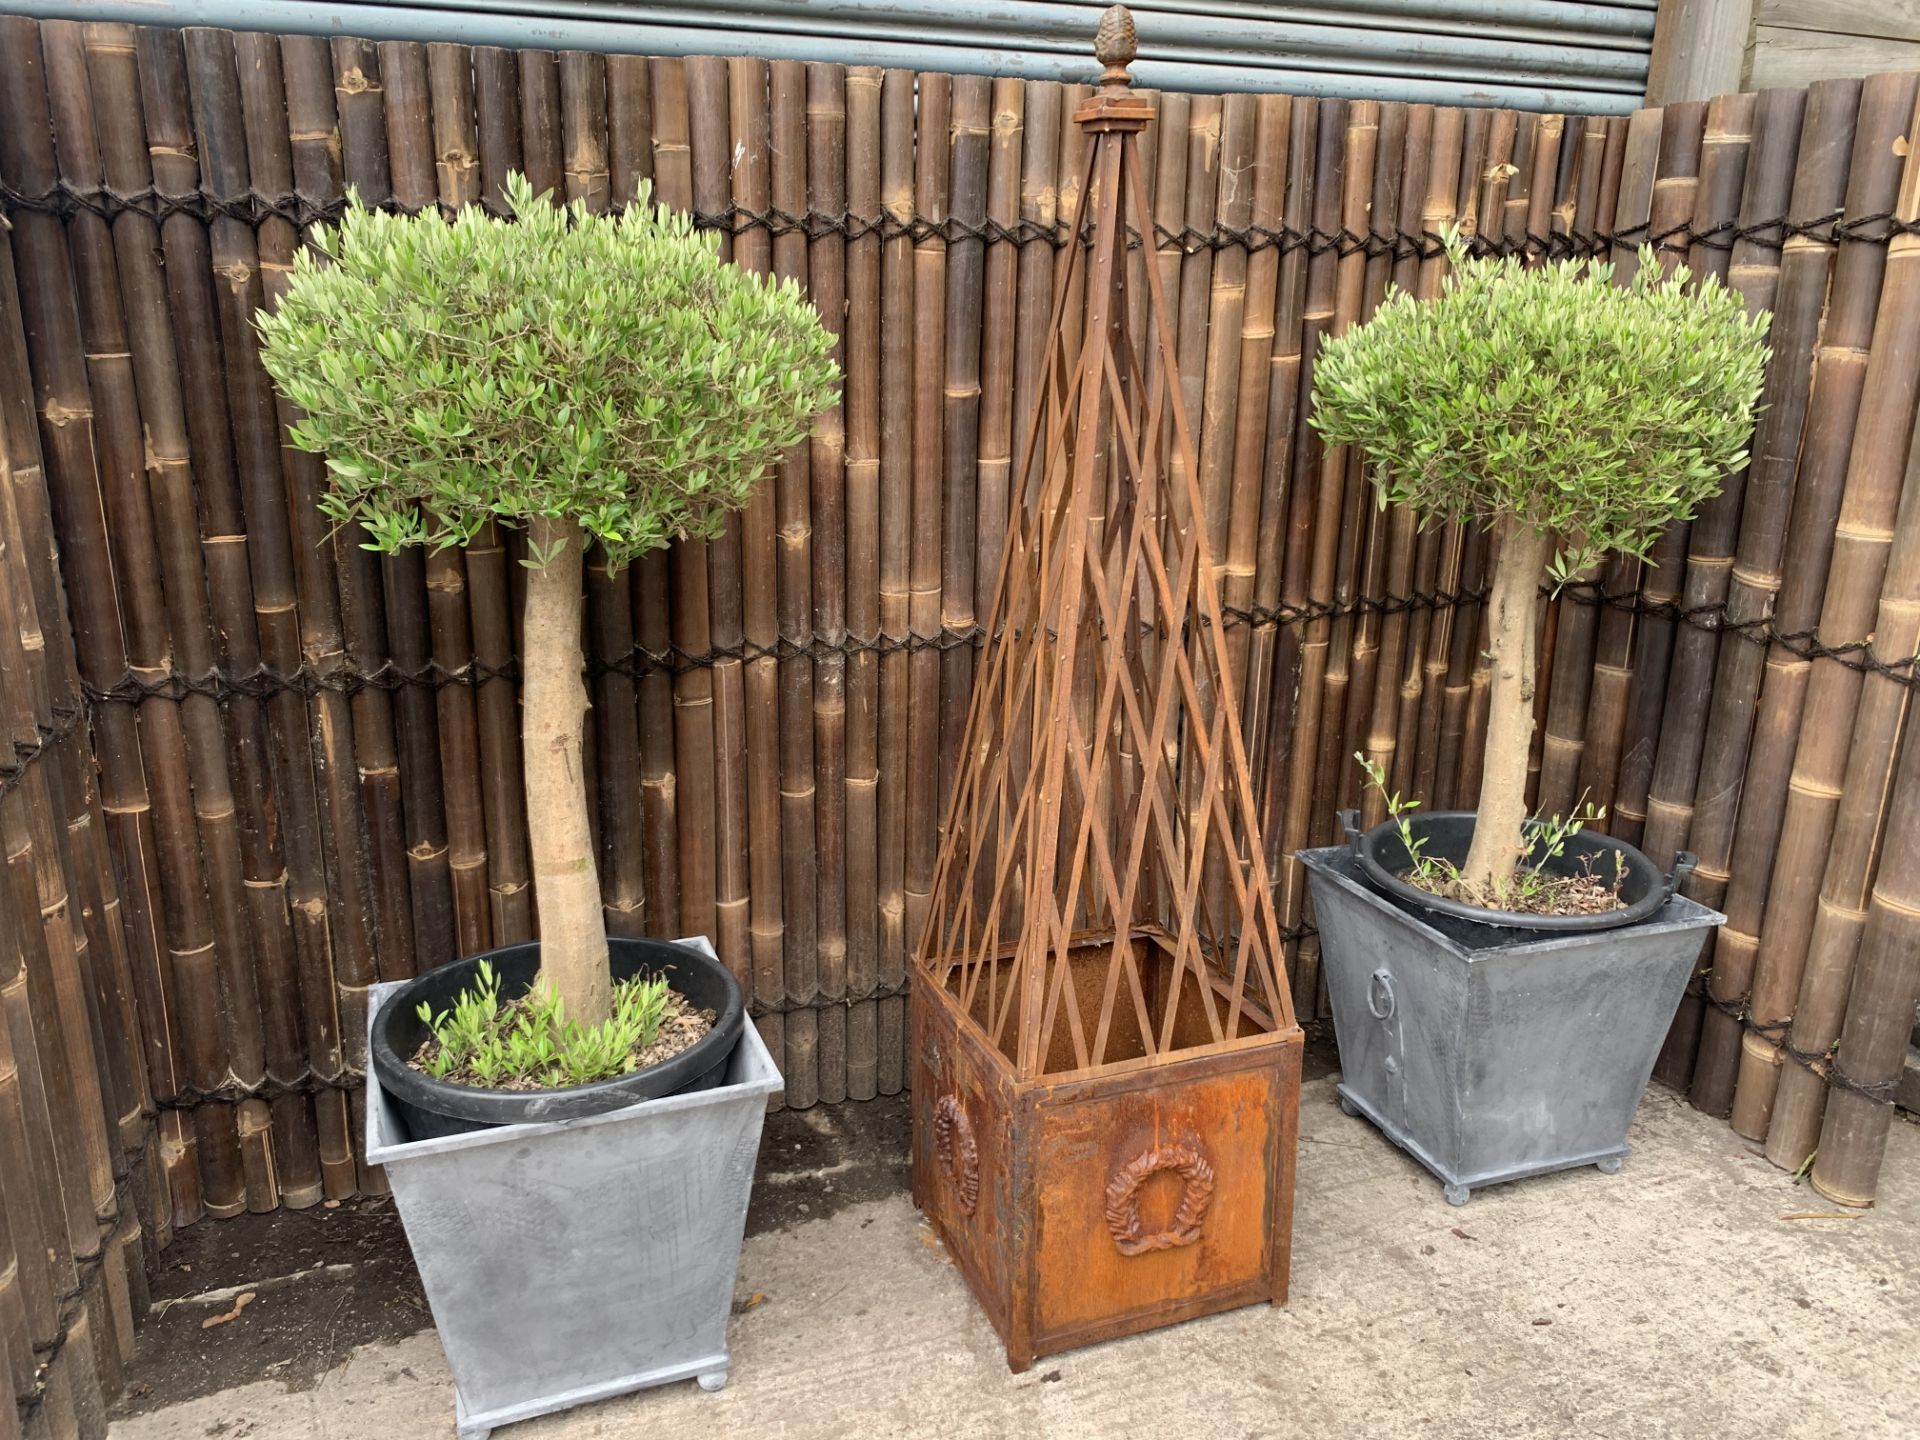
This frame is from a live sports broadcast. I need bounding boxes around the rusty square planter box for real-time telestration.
[911,930,1302,1373]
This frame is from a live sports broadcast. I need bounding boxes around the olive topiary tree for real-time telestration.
[259,173,839,1026]
[1310,243,1768,898]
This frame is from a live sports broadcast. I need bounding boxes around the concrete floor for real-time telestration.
[110,1074,1920,1440]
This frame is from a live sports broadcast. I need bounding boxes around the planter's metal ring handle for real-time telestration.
[1367,968,1395,1020]
[1666,851,1698,899]
[1339,808,1364,861]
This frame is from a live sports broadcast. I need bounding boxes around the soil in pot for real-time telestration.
[371,936,745,1142]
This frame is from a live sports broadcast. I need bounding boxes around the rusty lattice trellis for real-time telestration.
[915,9,1297,1079]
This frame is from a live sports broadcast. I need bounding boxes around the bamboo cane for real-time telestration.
[324,35,420,1021]
[518,47,562,197]
[844,64,886,1100]
[728,55,787,1076]
[420,43,496,961]
[688,57,752,998]
[376,41,459,984]
[1385,107,1464,804]
[1574,106,1664,824]
[571,47,645,947]
[1271,97,1344,1012]
[1304,100,1380,854]
[902,70,950,1020]
[1239,96,1305,817]
[811,61,853,1104]
[1723,74,1920,1142]
[1353,104,1430,831]
[1807,678,1920,1206]
[771,59,819,1108]
[650,59,721,978]
[875,68,916,1093]
[1539,113,1628,817]
[1444,110,1520,818]
[1688,78,1862,1116]
[1408,106,1490,807]
[1611,98,1713,851]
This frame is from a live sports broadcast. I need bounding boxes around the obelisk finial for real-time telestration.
[1094,5,1137,88]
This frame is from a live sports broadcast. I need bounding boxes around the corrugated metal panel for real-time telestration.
[4,0,1657,112]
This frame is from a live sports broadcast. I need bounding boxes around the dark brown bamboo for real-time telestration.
[278,32,397,1196]
[1271,97,1344,1013]
[459,50,538,953]
[901,70,949,1042]
[1443,110,1520,818]
[518,47,563,197]
[810,61,852,1104]
[377,40,459,984]
[1611,98,1711,851]
[649,61,720,972]
[728,55,786,1076]
[1688,78,1862,1115]
[1385,107,1465,804]
[686,57,753,1005]
[1408,106,1490,807]
[422,42,496,959]
[1745,84,1920,1156]
[1355,104,1431,831]
[1538,115,1628,818]
[771,59,819,1108]
[874,68,916,1094]
[1722,74,1920,1141]
[843,64,886,1100]
[1574,105,1664,824]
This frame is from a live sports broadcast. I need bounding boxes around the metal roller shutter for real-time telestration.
[7,0,1658,111]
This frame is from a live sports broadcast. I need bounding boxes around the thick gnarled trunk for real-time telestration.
[523,515,612,1026]
[1459,517,1553,896]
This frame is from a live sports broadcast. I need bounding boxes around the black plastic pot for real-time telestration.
[1340,808,1694,936]
[370,935,745,1141]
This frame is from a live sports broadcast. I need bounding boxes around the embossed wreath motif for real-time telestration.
[933,1094,980,1215]
[1103,1140,1214,1256]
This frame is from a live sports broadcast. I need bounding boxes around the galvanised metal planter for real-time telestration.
[1300,840,1722,1206]
[364,937,780,1440]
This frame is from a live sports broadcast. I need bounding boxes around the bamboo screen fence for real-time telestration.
[6,14,1920,1425]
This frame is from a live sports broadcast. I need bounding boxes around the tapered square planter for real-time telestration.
[912,936,1302,1373]
[1300,846,1721,1205]
[364,938,780,1440]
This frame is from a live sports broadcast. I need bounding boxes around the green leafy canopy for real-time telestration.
[1309,238,1769,582]
[257,172,841,569]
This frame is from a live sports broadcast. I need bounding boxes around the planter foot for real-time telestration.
[698,1369,730,1393]
[1339,1096,1361,1119]
[1443,1183,1470,1207]
[1595,1156,1623,1175]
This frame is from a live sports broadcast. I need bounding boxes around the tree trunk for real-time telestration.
[1459,516,1553,896]
[523,515,612,1026]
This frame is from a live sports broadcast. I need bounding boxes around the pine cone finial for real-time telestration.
[1094,5,1137,86]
